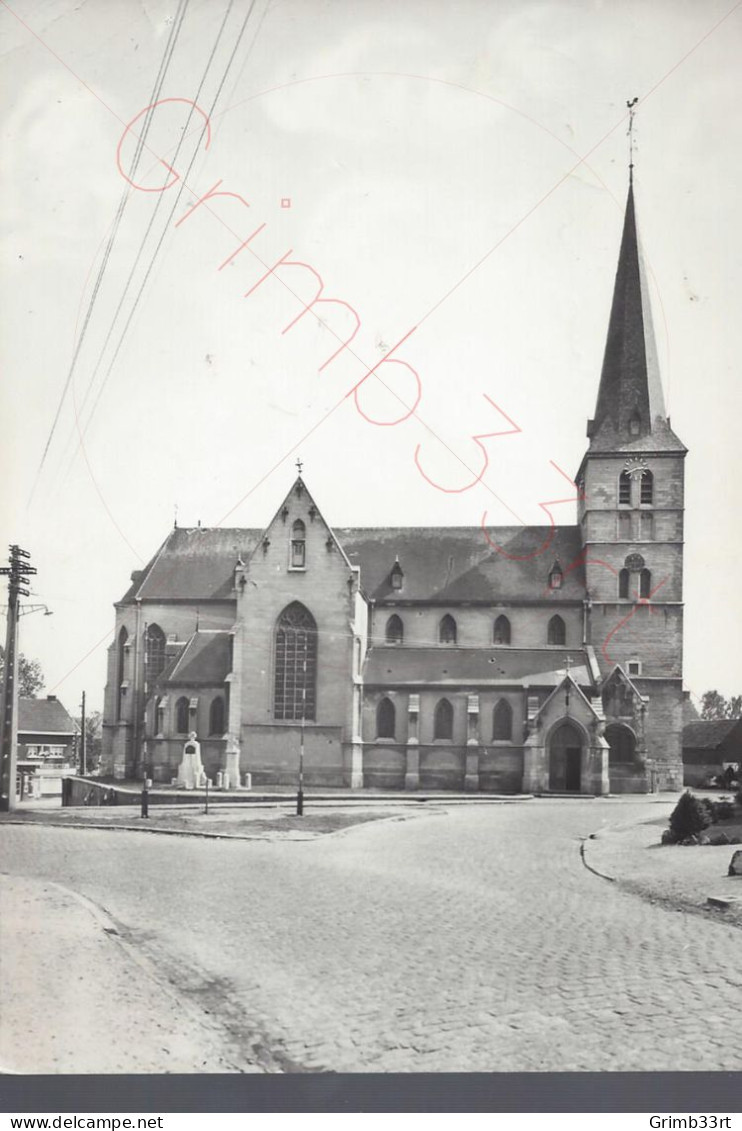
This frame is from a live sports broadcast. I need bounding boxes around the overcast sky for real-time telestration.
[2,0,741,713]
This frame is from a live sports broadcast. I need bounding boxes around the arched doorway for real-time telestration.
[548,721,583,792]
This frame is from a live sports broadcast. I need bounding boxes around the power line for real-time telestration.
[69,0,260,465]
[30,0,191,501]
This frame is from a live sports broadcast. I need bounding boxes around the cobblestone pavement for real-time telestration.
[2,800,741,1072]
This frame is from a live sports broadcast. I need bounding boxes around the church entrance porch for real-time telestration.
[548,721,583,792]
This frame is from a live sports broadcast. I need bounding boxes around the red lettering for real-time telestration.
[116,98,211,192]
[414,395,521,494]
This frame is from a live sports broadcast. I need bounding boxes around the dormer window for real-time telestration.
[390,560,404,591]
[291,520,306,568]
[548,561,563,591]
[629,412,641,437]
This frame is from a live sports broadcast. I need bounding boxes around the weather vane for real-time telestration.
[627,96,639,176]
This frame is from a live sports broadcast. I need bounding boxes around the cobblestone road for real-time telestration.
[2,800,741,1072]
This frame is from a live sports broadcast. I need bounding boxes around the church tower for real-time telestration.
[576,173,687,790]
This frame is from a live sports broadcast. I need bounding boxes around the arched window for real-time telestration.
[434,698,454,740]
[291,519,306,568]
[175,696,190,734]
[547,614,566,645]
[640,512,654,539]
[439,614,457,645]
[639,568,652,599]
[156,696,166,735]
[116,627,128,721]
[385,614,404,645]
[640,470,654,505]
[376,697,395,739]
[145,623,167,681]
[209,696,225,736]
[619,470,632,506]
[618,568,630,599]
[605,723,636,764]
[274,602,317,720]
[618,513,632,540]
[493,699,513,741]
[493,614,511,645]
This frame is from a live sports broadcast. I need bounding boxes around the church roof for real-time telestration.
[161,630,232,685]
[364,647,593,688]
[337,525,586,602]
[121,527,262,603]
[587,179,685,455]
[119,522,587,604]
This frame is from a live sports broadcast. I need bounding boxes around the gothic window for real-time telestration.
[618,512,632,540]
[156,697,166,735]
[547,614,566,646]
[116,627,128,721]
[548,562,563,590]
[629,413,641,437]
[619,470,632,506]
[209,696,225,736]
[175,696,190,734]
[439,614,457,645]
[639,568,652,599]
[376,697,395,739]
[145,623,167,681]
[493,699,513,741]
[619,568,630,599]
[291,519,306,568]
[434,698,454,740]
[274,602,317,720]
[385,614,404,645]
[493,614,511,645]
[640,470,654,505]
[605,723,636,764]
[640,512,654,539]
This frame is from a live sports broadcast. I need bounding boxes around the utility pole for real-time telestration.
[0,546,37,812]
[80,690,87,777]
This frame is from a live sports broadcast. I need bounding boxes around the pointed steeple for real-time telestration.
[587,179,684,453]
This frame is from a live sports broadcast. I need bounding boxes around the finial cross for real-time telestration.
[627,96,639,172]
[296,458,303,474]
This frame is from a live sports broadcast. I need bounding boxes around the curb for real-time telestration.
[579,836,616,883]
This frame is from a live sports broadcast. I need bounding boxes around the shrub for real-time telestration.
[661,828,678,845]
[669,791,710,840]
[712,798,736,822]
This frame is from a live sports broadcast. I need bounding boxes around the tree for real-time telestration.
[0,645,45,698]
[700,690,742,720]
[75,710,102,773]
[668,791,710,841]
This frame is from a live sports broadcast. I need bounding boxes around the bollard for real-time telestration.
[140,783,149,819]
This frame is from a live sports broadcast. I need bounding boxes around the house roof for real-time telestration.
[364,647,593,688]
[118,522,588,605]
[682,718,742,751]
[18,696,75,735]
[337,525,587,603]
[161,631,232,685]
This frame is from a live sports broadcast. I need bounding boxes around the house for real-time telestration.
[17,695,77,799]
[682,719,742,788]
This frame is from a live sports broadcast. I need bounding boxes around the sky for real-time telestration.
[1,0,741,714]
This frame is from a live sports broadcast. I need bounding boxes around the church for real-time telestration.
[101,175,687,795]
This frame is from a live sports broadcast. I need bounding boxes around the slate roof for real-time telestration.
[18,697,75,735]
[682,719,742,751]
[119,523,587,605]
[588,181,685,455]
[121,528,262,603]
[161,631,232,685]
[336,525,587,603]
[364,647,593,688]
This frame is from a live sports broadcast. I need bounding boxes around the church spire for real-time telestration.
[587,173,680,452]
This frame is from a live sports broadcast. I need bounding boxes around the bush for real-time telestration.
[668,791,710,840]
[712,798,736,821]
[661,828,678,845]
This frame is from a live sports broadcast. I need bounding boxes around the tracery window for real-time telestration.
[145,623,167,681]
[439,614,457,645]
[274,602,317,720]
[547,614,566,646]
[493,614,511,645]
[385,614,404,645]
[434,698,454,740]
[493,699,513,741]
[376,697,396,739]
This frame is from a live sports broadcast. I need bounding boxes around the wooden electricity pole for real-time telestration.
[0,546,37,812]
